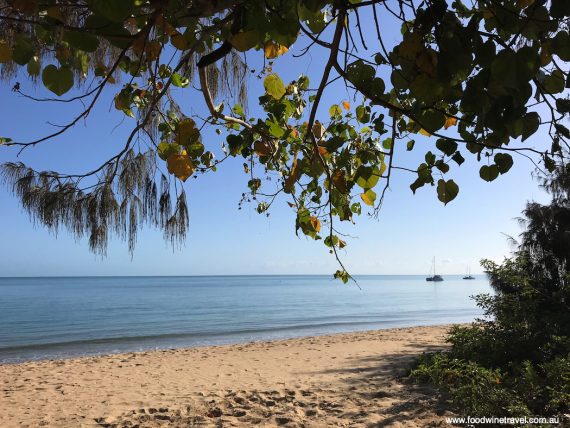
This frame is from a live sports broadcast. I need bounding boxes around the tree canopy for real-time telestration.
[0,0,569,280]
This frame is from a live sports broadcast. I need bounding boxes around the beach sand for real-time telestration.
[0,325,457,427]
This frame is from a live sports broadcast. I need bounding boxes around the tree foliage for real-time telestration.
[0,0,569,276]
[412,163,570,420]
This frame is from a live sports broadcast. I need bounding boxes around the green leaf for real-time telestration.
[410,178,424,194]
[556,99,570,114]
[157,142,181,161]
[227,134,245,155]
[334,270,349,284]
[324,235,339,247]
[186,141,205,158]
[267,118,285,138]
[367,78,385,98]
[264,73,286,100]
[491,48,538,89]
[435,160,449,173]
[230,31,259,52]
[87,0,136,22]
[550,0,570,18]
[435,138,458,156]
[407,140,415,151]
[329,104,342,118]
[542,70,565,94]
[419,110,446,134]
[410,75,445,103]
[480,165,500,182]
[172,73,190,88]
[437,179,459,205]
[176,118,200,146]
[42,65,74,96]
[425,151,436,165]
[355,166,381,189]
[63,31,99,52]
[555,124,570,139]
[170,33,190,51]
[12,34,34,65]
[351,202,362,215]
[522,112,540,141]
[0,40,12,63]
[298,75,310,90]
[26,56,41,76]
[85,15,131,48]
[451,151,465,166]
[356,105,370,123]
[551,31,570,61]
[232,104,245,118]
[494,153,513,174]
[346,60,375,87]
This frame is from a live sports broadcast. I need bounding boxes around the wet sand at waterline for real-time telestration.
[0,325,457,427]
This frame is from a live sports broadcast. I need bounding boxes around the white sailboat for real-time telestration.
[463,266,475,280]
[426,257,444,282]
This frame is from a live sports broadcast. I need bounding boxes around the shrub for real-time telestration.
[411,164,570,423]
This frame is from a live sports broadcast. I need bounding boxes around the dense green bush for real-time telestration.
[411,164,570,422]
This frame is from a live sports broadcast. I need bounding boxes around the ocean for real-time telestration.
[0,275,492,363]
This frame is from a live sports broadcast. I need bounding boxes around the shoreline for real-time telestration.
[0,320,466,365]
[1,324,459,427]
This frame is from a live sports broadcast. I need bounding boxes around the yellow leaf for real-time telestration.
[264,41,289,59]
[309,216,321,233]
[342,100,350,110]
[444,116,458,129]
[167,154,194,182]
[361,193,373,206]
[338,239,347,249]
[419,128,432,136]
[0,41,12,63]
[360,189,377,206]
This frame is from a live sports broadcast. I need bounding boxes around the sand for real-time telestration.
[0,325,458,427]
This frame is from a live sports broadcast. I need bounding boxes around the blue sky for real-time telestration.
[0,12,551,277]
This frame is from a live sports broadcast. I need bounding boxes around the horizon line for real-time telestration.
[0,273,486,279]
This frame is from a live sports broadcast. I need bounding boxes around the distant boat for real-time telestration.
[426,257,444,282]
[463,266,475,280]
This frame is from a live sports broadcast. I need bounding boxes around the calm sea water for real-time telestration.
[0,275,492,363]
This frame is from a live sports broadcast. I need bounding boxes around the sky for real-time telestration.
[0,9,552,277]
